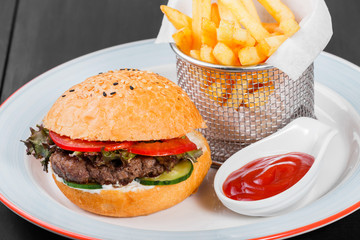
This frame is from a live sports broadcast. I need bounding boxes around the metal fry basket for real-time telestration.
[170,44,315,167]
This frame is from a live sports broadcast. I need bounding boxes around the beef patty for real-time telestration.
[50,150,180,186]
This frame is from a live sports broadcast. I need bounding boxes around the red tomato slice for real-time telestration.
[103,142,134,152]
[128,136,197,156]
[49,131,133,152]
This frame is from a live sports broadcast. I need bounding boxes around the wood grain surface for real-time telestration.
[0,0,359,239]
[0,0,17,101]
[0,0,167,103]
[325,0,360,65]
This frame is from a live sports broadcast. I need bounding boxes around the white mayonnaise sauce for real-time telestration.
[52,170,154,194]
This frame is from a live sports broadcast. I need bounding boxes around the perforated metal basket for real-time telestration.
[170,43,315,167]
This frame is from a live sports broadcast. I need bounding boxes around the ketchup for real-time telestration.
[223,152,314,201]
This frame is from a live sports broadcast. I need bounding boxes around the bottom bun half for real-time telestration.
[52,131,211,217]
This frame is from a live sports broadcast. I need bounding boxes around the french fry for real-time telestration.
[206,71,221,88]
[200,44,218,64]
[160,5,192,30]
[198,71,216,89]
[238,45,267,66]
[213,42,238,66]
[218,0,238,23]
[220,0,270,42]
[252,70,270,84]
[279,18,300,37]
[206,79,228,104]
[270,31,284,36]
[233,27,256,47]
[232,46,243,60]
[201,18,217,47]
[172,27,193,55]
[217,20,235,47]
[258,34,287,57]
[247,72,261,92]
[262,22,282,34]
[248,76,274,93]
[243,84,274,108]
[246,71,270,90]
[224,78,248,108]
[243,92,267,108]
[247,78,257,92]
[211,2,221,27]
[190,49,201,60]
[257,39,269,56]
[162,0,300,110]
[240,0,261,23]
[257,0,295,22]
[258,81,275,92]
[192,0,212,50]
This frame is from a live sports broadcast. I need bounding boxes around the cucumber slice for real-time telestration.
[64,180,102,189]
[137,160,193,185]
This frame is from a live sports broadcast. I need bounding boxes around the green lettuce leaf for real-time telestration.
[22,125,55,172]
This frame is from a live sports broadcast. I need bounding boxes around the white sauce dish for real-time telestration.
[214,117,338,217]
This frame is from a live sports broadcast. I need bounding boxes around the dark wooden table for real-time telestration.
[0,0,359,239]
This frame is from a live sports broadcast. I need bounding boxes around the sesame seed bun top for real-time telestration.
[43,69,206,141]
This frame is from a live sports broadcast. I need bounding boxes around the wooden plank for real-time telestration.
[0,1,168,239]
[0,205,66,240]
[0,0,17,102]
[1,0,167,103]
[1,0,360,240]
[324,0,360,66]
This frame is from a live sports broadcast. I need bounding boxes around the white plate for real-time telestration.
[1,39,360,239]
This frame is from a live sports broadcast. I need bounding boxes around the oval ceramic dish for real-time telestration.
[214,117,338,217]
[0,40,360,239]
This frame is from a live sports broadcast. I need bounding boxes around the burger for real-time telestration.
[23,69,211,217]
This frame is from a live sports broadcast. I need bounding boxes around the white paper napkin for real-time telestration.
[156,0,333,80]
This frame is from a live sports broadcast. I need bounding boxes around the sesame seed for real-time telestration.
[113,82,118,86]
[103,92,107,97]
[129,86,134,90]
[69,89,75,92]
[110,92,116,95]
[62,95,66,97]
[98,72,103,74]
